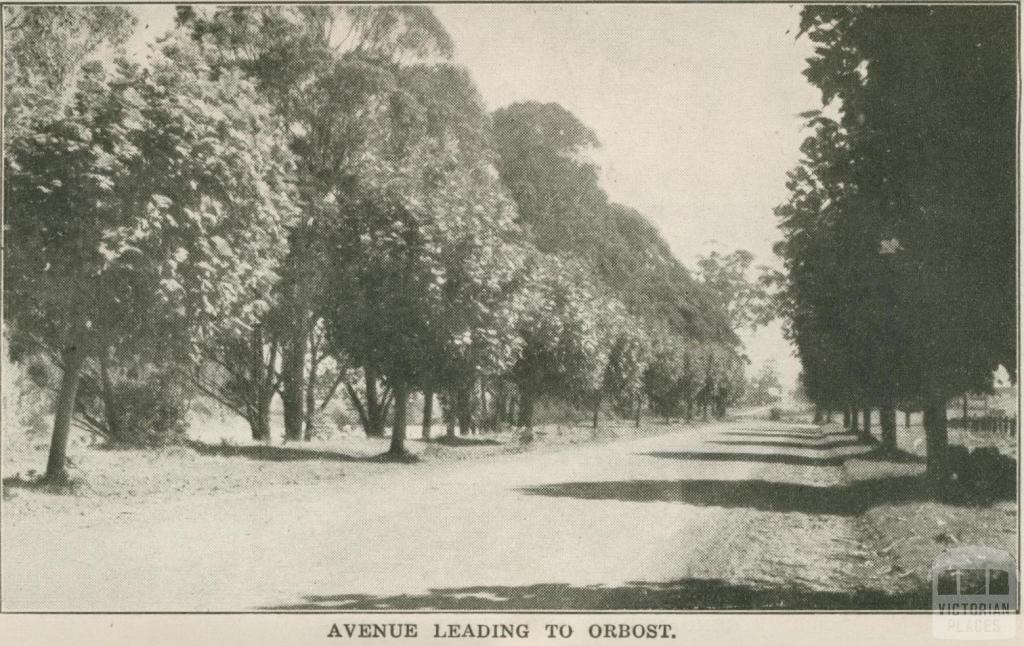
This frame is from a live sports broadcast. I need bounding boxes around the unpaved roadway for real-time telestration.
[2,419,929,610]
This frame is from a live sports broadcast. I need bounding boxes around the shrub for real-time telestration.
[947,444,1016,501]
[106,376,191,447]
[769,407,783,421]
[2,358,54,438]
[332,408,356,434]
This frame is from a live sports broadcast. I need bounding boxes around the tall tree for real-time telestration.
[178,6,455,441]
[317,58,525,456]
[780,6,1016,481]
[4,38,297,480]
[3,6,136,147]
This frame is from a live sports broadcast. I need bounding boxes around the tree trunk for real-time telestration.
[685,395,693,422]
[813,406,823,424]
[905,410,912,429]
[592,391,601,430]
[281,326,306,442]
[962,394,969,421]
[504,393,516,425]
[843,408,851,428]
[456,387,472,436]
[492,382,507,432]
[249,326,272,441]
[364,366,385,437]
[825,409,833,423]
[861,408,872,440]
[520,391,535,442]
[421,387,434,441]
[99,352,124,443]
[478,377,488,431]
[45,337,88,482]
[715,388,727,418]
[880,405,897,451]
[255,387,272,441]
[850,407,860,434]
[634,393,642,428]
[303,343,317,441]
[923,399,950,486]
[388,380,408,456]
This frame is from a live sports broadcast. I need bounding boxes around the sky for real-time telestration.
[127,4,820,392]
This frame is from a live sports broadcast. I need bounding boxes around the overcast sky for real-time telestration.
[128,4,818,391]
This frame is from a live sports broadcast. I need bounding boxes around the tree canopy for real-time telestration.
[776,5,1016,482]
[6,6,755,475]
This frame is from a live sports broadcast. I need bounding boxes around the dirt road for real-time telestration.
[0,419,958,610]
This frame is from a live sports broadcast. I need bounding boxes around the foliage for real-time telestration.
[178,6,459,441]
[778,6,1016,479]
[744,361,784,407]
[507,256,620,402]
[4,32,297,476]
[5,6,755,470]
[603,325,654,418]
[643,336,693,420]
[493,104,735,344]
[5,37,296,362]
[3,5,137,146]
[77,364,191,446]
[695,249,771,332]
[319,61,522,392]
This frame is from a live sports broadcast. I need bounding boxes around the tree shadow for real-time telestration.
[711,438,869,450]
[423,436,502,447]
[723,430,856,441]
[640,451,846,467]
[2,473,83,497]
[262,578,931,610]
[518,476,933,515]
[184,440,376,463]
[854,447,927,464]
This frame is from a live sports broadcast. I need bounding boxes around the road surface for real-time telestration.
[2,418,926,610]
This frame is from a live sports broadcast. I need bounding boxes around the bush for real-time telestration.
[947,444,1016,501]
[2,357,54,438]
[106,377,190,447]
[769,407,783,421]
[332,408,355,434]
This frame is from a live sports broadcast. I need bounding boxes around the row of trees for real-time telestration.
[5,6,747,482]
[774,6,1016,484]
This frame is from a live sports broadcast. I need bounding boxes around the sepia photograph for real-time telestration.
[0,0,1019,626]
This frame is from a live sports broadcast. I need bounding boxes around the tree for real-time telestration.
[492,102,743,426]
[3,6,136,147]
[494,104,735,345]
[602,325,653,427]
[505,257,618,439]
[779,6,1016,481]
[745,361,783,407]
[178,5,456,442]
[695,249,777,335]
[643,336,693,423]
[4,38,297,480]
[315,56,526,456]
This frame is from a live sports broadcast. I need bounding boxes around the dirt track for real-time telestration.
[2,418,1015,610]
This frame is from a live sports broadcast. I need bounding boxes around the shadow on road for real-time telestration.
[711,439,869,450]
[640,451,847,467]
[262,578,931,610]
[518,476,931,515]
[723,430,856,441]
[184,441,376,463]
[423,436,503,447]
[691,443,925,465]
[853,447,927,464]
